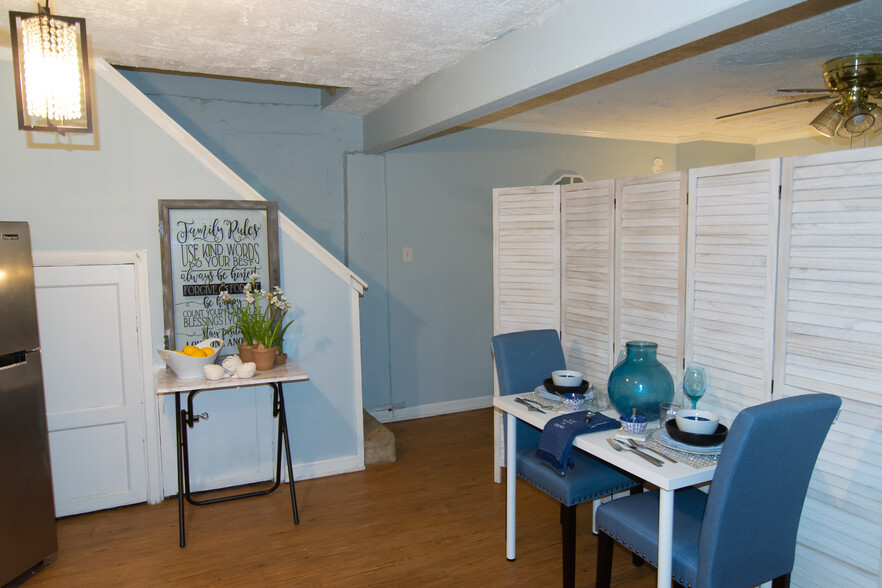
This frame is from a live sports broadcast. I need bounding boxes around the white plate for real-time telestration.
[655,428,723,455]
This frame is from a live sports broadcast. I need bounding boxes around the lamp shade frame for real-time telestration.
[9,8,93,134]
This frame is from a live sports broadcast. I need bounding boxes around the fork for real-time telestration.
[606,438,663,466]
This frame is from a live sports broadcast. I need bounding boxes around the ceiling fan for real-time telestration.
[717,53,882,138]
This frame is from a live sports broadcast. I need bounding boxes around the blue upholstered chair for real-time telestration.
[595,393,841,588]
[492,329,642,588]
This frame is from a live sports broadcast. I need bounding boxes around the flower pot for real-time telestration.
[274,352,288,366]
[607,341,674,418]
[251,346,278,371]
[237,343,257,363]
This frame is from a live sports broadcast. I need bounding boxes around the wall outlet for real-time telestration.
[402,247,413,263]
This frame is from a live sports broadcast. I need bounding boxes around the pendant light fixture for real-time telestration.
[9,2,92,133]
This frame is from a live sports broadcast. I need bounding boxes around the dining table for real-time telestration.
[493,394,717,588]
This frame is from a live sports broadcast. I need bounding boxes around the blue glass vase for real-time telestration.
[607,341,674,418]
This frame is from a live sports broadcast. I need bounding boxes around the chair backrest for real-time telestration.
[491,330,567,448]
[696,393,841,587]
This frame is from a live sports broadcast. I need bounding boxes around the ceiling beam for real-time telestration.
[362,0,847,153]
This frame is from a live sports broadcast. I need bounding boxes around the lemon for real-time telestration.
[182,345,202,357]
[201,347,214,357]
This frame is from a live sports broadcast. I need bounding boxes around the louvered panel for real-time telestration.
[561,181,614,391]
[492,186,560,335]
[792,545,877,588]
[776,146,882,588]
[615,172,686,380]
[685,161,779,421]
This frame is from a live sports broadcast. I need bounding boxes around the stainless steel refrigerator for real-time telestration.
[0,221,57,585]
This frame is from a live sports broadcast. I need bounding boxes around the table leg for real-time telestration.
[657,488,674,588]
[175,392,186,548]
[275,384,299,524]
[506,411,517,561]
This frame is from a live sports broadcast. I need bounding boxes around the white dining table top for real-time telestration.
[154,358,309,394]
[493,394,716,491]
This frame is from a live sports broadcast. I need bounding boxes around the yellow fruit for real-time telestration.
[182,345,202,357]
[201,347,214,357]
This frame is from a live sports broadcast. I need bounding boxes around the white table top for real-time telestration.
[155,359,309,394]
[493,394,715,491]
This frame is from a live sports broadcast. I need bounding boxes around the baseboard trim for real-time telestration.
[369,395,493,424]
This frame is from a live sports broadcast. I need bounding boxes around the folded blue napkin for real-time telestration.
[536,411,620,476]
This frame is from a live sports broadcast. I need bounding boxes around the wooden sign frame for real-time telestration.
[158,199,280,354]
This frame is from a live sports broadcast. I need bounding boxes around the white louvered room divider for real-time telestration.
[615,172,687,381]
[492,147,882,585]
[686,161,780,422]
[776,148,882,588]
[560,181,615,391]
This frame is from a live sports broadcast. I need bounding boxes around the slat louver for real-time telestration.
[615,172,686,382]
[492,186,560,335]
[686,161,780,421]
[777,147,882,587]
[561,181,615,391]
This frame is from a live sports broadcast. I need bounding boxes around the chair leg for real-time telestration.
[628,485,644,567]
[596,531,614,588]
[772,573,791,588]
[561,503,576,588]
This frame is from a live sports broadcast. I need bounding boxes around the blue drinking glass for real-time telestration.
[683,365,706,409]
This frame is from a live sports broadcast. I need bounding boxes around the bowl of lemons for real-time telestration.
[157,338,223,378]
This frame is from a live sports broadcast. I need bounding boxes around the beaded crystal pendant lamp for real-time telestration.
[9,2,92,133]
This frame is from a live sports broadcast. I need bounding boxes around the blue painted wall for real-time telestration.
[118,70,362,262]
[1,58,365,493]
[381,129,679,416]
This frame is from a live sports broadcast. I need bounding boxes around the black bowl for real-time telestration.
[665,419,728,447]
[543,377,590,395]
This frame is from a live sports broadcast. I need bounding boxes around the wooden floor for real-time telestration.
[19,408,657,587]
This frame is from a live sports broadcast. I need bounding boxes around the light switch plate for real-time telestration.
[403,247,413,263]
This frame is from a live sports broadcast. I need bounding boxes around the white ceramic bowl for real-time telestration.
[157,338,223,379]
[552,370,583,387]
[675,409,720,435]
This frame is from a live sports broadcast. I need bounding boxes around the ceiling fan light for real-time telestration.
[810,101,844,137]
[842,101,877,135]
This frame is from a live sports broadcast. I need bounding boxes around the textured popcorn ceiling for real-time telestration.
[2,0,881,143]
[1,0,565,114]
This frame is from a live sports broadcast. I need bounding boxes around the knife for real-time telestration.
[515,397,546,413]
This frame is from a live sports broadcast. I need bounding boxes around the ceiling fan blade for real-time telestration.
[776,88,832,93]
[716,95,834,120]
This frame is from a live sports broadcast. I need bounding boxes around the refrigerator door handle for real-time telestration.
[0,351,28,371]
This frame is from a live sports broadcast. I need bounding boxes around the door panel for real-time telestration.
[35,264,147,516]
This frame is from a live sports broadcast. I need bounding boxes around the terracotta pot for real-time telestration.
[274,352,288,366]
[251,346,278,371]
[237,343,257,362]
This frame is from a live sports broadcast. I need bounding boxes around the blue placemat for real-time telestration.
[536,411,620,476]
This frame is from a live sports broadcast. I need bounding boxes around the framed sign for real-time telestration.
[158,200,280,355]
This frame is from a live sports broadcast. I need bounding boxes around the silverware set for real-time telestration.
[514,397,548,413]
[606,437,667,467]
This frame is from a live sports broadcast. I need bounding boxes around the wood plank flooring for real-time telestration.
[18,409,657,587]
